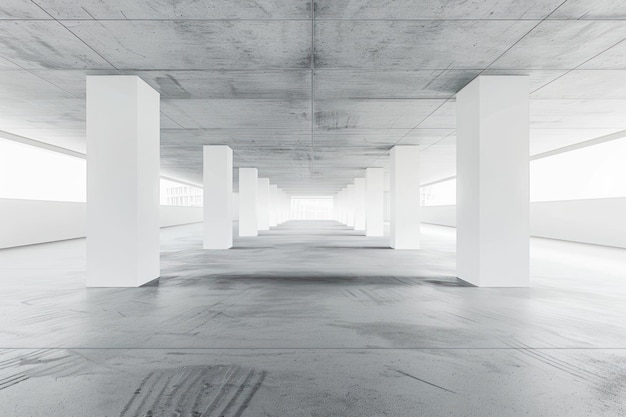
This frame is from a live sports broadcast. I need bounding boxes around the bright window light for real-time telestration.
[160,178,203,207]
[290,196,334,220]
[531,138,626,202]
[421,179,456,206]
[0,139,86,202]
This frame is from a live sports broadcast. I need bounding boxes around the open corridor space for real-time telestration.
[0,222,625,416]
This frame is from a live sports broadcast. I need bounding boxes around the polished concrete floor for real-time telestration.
[0,221,625,416]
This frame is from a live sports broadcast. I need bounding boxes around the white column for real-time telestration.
[346,184,355,228]
[390,146,420,249]
[203,146,233,249]
[354,178,366,231]
[366,167,384,237]
[456,75,529,287]
[269,184,278,227]
[257,178,270,231]
[239,168,258,236]
[340,188,348,225]
[86,75,160,287]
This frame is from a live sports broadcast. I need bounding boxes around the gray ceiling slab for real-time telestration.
[398,129,454,146]
[0,2,51,19]
[532,70,626,99]
[135,70,311,100]
[314,70,479,99]
[530,99,626,129]
[480,69,568,93]
[66,20,312,70]
[162,99,310,129]
[314,20,536,69]
[0,56,21,69]
[36,0,311,19]
[0,70,76,99]
[580,39,626,70]
[549,1,626,19]
[25,69,312,100]
[313,128,452,147]
[489,21,626,69]
[314,99,445,129]
[1,0,626,193]
[161,128,313,147]
[0,21,114,70]
[417,101,456,129]
[315,0,565,19]
[313,128,422,147]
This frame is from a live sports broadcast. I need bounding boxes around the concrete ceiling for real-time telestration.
[1,1,626,193]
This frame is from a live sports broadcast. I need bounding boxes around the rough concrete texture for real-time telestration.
[2,1,626,192]
[0,222,625,416]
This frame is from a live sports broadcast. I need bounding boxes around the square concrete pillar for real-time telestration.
[346,184,355,228]
[257,178,270,231]
[269,184,278,227]
[390,146,420,249]
[239,168,258,236]
[354,178,366,231]
[203,146,233,249]
[86,75,160,287]
[366,167,384,237]
[456,75,529,287]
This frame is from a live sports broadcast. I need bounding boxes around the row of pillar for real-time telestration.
[334,153,420,249]
[204,157,292,249]
[86,74,529,288]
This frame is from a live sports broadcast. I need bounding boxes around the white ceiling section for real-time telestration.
[1,1,625,193]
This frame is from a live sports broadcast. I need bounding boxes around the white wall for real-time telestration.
[530,198,626,248]
[421,198,626,249]
[0,199,85,249]
[159,205,204,228]
[0,199,203,249]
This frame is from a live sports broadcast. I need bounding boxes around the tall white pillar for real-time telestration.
[390,146,420,249]
[346,184,355,228]
[269,184,278,227]
[203,146,233,249]
[456,76,529,287]
[239,168,258,236]
[366,167,384,237]
[340,188,348,225]
[257,178,270,231]
[353,178,366,231]
[86,75,160,287]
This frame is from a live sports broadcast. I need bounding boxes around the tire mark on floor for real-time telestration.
[120,365,266,417]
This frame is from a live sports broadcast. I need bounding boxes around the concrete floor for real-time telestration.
[0,221,625,416]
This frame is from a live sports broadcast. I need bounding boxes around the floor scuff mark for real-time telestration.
[119,365,266,417]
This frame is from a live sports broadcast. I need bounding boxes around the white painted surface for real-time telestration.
[365,168,384,237]
[353,178,366,231]
[86,76,160,287]
[530,198,626,248]
[390,146,421,249]
[203,146,233,249]
[422,198,626,249]
[239,168,258,236]
[346,184,355,228]
[457,76,529,287]
[160,205,203,228]
[257,178,270,231]
[421,205,457,228]
[0,199,85,249]
[269,184,278,227]
[0,199,203,249]
[232,193,239,221]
